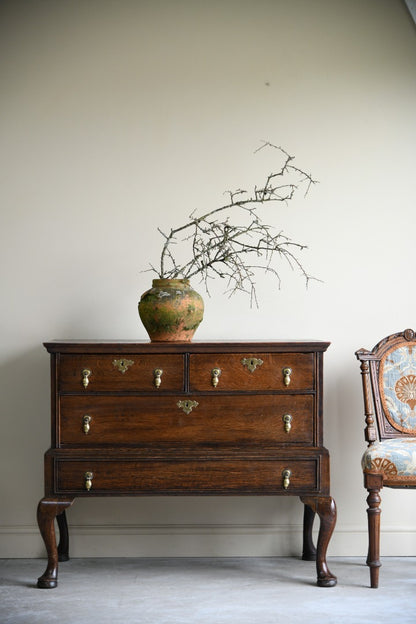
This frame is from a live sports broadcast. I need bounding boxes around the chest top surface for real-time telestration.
[44,340,330,354]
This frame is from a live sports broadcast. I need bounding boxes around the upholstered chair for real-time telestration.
[356,328,416,588]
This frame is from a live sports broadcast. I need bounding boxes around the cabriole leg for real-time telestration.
[302,502,317,560]
[37,498,73,589]
[57,509,70,562]
[301,495,337,587]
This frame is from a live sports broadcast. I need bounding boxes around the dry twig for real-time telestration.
[147,142,318,306]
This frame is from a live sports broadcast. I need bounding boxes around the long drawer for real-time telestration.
[58,354,184,392]
[55,457,319,495]
[59,394,315,446]
[189,353,314,391]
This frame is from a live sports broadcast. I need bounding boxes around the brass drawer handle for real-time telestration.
[282,367,292,387]
[241,357,263,373]
[82,415,92,434]
[84,471,93,491]
[154,368,163,388]
[282,414,292,433]
[113,358,134,374]
[282,469,292,490]
[177,400,199,415]
[82,369,91,389]
[211,368,221,387]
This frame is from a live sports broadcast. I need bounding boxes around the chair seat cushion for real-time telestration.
[362,438,416,477]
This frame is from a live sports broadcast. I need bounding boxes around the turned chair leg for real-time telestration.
[366,487,382,588]
[302,502,317,561]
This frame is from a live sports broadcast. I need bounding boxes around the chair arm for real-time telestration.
[355,350,378,445]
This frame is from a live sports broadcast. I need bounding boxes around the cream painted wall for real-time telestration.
[1,0,416,559]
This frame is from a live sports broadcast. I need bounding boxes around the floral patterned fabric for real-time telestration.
[381,345,416,433]
[362,438,416,477]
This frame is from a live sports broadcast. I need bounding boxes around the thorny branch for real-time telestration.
[147,142,319,307]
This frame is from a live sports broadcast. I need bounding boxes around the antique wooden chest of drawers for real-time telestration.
[37,340,336,588]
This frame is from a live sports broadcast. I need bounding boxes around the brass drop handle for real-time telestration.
[82,415,92,434]
[282,469,292,490]
[282,414,292,433]
[282,367,292,387]
[84,471,93,491]
[82,368,91,389]
[211,368,221,388]
[154,368,163,388]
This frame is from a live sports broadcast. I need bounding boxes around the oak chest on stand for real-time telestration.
[37,340,337,588]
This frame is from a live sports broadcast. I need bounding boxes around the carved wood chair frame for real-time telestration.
[356,327,416,588]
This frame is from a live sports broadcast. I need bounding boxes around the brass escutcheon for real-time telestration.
[282,469,292,490]
[282,414,292,433]
[241,357,264,373]
[211,368,221,387]
[177,399,199,415]
[82,415,92,434]
[153,368,163,388]
[282,367,292,387]
[82,369,91,389]
[113,358,134,374]
[84,471,93,491]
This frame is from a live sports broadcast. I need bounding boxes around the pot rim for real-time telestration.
[151,278,190,287]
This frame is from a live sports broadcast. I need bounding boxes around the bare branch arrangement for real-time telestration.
[147,142,318,307]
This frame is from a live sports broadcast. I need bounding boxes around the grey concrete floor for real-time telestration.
[1,557,415,624]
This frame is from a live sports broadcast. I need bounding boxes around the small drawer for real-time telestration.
[58,394,315,447]
[55,457,319,495]
[189,353,314,392]
[58,354,184,392]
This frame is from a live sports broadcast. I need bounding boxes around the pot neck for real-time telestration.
[152,278,190,287]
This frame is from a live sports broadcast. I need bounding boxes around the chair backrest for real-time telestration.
[356,329,416,443]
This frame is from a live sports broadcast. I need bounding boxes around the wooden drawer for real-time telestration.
[189,353,314,392]
[58,354,184,392]
[55,457,319,495]
[59,394,315,447]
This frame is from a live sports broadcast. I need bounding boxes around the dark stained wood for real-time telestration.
[37,340,336,588]
[59,354,184,393]
[301,495,337,587]
[302,503,317,561]
[358,359,378,444]
[44,340,331,354]
[189,353,314,392]
[36,498,73,588]
[55,457,320,495]
[365,473,383,589]
[59,394,315,447]
[56,510,69,562]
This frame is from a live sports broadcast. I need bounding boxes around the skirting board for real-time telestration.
[1,523,416,558]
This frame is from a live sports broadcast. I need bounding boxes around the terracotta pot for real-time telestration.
[138,278,204,342]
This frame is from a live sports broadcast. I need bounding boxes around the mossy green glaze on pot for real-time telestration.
[138,279,204,342]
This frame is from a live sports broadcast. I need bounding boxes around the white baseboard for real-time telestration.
[2,523,416,558]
